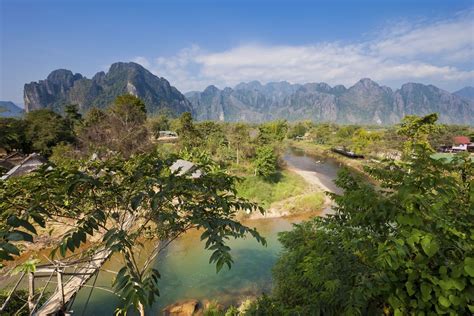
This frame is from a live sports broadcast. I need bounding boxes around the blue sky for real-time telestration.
[1,0,473,104]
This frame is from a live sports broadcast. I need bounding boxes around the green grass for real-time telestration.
[236,170,308,209]
[431,152,474,162]
[284,192,325,214]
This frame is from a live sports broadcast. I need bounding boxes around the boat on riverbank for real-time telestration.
[331,147,365,159]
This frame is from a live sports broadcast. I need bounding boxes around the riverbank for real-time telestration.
[246,147,342,220]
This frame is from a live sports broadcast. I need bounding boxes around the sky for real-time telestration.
[1,0,473,105]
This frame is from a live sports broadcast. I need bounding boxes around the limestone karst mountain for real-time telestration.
[24,62,192,115]
[23,62,473,125]
[187,79,474,125]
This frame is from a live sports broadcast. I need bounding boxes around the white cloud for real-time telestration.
[133,9,474,92]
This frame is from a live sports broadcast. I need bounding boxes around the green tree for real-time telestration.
[258,120,288,145]
[24,109,74,155]
[351,128,382,154]
[110,94,147,124]
[227,123,250,165]
[147,113,170,138]
[287,121,308,139]
[176,112,201,149]
[64,104,83,130]
[254,146,278,179]
[262,114,473,315]
[397,113,440,156]
[0,118,28,153]
[0,150,266,315]
[78,95,149,157]
[195,121,226,157]
[309,123,338,145]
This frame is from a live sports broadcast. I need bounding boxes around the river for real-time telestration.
[63,148,341,314]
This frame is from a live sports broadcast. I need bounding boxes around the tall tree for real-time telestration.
[24,109,74,155]
[254,114,473,315]
[0,150,266,314]
[78,95,149,157]
[0,118,28,153]
[64,104,83,131]
[175,112,201,149]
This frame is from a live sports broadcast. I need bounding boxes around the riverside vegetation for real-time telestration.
[0,95,473,315]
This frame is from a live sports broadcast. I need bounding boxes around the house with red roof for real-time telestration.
[452,136,471,152]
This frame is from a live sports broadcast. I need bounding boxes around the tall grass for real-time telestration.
[236,170,308,209]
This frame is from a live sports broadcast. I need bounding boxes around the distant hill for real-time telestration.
[187,79,474,125]
[23,62,474,125]
[24,62,193,115]
[0,101,24,118]
[454,86,474,102]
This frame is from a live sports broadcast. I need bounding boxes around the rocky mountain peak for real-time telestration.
[453,86,474,101]
[235,81,263,91]
[46,69,82,83]
[352,78,380,90]
[203,85,220,94]
[24,62,192,115]
[189,78,473,125]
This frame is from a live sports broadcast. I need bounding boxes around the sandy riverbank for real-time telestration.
[247,166,335,220]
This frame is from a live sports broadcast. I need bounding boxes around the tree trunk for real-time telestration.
[28,272,35,313]
[138,302,145,316]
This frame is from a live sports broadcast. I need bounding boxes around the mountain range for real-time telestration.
[0,101,24,118]
[454,86,474,102]
[23,62,473,125]
[24,62,192,115]
[187,80,474,125]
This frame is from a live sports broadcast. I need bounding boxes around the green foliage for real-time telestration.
[78,95,149,157]
[258,120,288,145]
[110,94,147,123]
[236,170,306,209]
[351,128,382,154]
[286,192,325,214]
[0,118,28,152]
[64,104,83,130]
[397,113,440,155]
[195,121,227,157]
[308,123,338,145]
[203,301,224,316]
[258,114,473,315]
[176,112,202,149]
[0,289,49,316]
[287,121,311,139]
[49,143,80,167]
[254,146,278,178]
[147,113,170,137]
[83,107,107,126]
[0,150,266,313]
[24,109,74,155]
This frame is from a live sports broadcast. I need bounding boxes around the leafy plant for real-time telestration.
[0,149,266,315]
[260,114,474,315]
[254,146,278,179]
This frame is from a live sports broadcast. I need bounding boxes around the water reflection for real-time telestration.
[71,150,341,314]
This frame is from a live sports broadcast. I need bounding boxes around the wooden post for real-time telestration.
[28,272,35,313]
[57,269,65,308]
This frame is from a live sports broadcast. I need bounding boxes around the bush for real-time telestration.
[254,146,277,179]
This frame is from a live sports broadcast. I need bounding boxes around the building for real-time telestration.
[1,153,47,180]
[170,159,203,178]
[452,136,470,152]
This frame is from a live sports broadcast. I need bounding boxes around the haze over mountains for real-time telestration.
[0,101,24,118]
[22,62,474,125]
[454,87,474,102]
